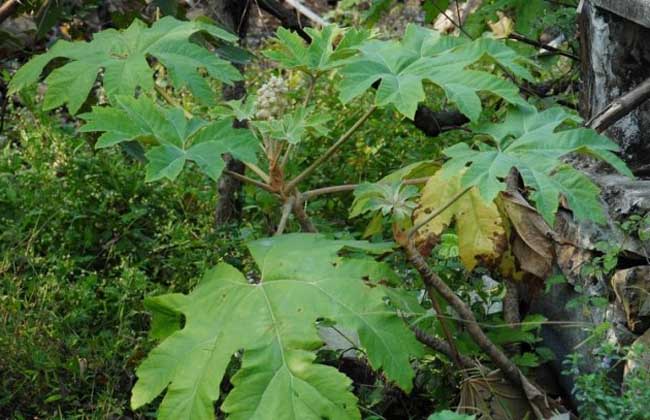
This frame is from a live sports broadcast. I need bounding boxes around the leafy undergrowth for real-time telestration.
[0,109,247,418]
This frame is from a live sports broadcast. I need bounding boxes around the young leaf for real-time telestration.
[264,25,371,73]
[350,182,419,226]
[8,17,240,113]
[253,107,331,144]
[338,24,531,120]
[79,96,258,182]
[132,234,423,419]
[414,169,507,271]
[443,107,632,225]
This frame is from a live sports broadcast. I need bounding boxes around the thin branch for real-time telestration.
[430,0,474,39]
[285,106,376,192]
[587,76,650,133]
[425,282,467,373]
[411,327,475,369]
[257,0,311,41]
[508,32,580,61]
[223,169,274,193]
[302,177,430,200]
[408,186,472,240]
[284,0,328,26]
[275,196,295,235]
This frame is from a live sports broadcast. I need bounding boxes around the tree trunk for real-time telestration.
[579,0,650,171]
[208,0,251,226]
[531,0,650,404]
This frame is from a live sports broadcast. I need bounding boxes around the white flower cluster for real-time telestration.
[254,75,288,120]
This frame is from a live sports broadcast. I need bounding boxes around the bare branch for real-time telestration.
[509,32,580,61]
[257,0,311,41]
[284,0,328,27]
[587,77,650,133]
[411,327,475,369]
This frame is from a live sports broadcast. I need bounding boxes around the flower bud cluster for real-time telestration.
[254,75,288,120]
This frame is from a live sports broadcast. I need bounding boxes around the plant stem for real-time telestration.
[407,185,471,240]
[411,327,474,369]
[223,169,275,193]
[285,106,376,192]
[509,32,579,61]
[303,74,318,108]
[244,162,271,183]
[275,197,295,235]
[279,75,318,170]
[302,177,430,200]
[424,283,467,373]
[292,192,317,232]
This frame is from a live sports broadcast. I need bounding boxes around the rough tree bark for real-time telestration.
[209,1,251,225]
[579,0,650,170]
[531,0,650,403]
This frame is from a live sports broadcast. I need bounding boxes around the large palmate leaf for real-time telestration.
[132,234,423,419]
[8,16,240,113]
[79,96,257,182]
[414,169,507,271]
[264,25,372,74]
[442,107,633,225]
[338,24,532,119]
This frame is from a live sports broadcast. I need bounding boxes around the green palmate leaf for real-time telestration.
[132,234,423,419]
[264,25,371,74]
[252,107,331,144]
[338,24,531,119]
[79,96,257,182]
[442,107,632,225]
[8,16,240,113]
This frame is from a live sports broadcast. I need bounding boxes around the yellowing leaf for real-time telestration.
[488,11,514,39]
[414,170,506,271]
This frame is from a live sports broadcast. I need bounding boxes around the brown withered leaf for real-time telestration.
[500,191,556,279]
